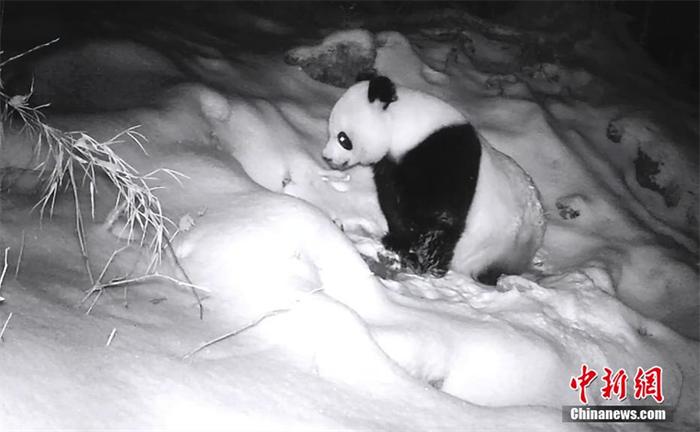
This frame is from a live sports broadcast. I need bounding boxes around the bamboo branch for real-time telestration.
[0,37,59,68]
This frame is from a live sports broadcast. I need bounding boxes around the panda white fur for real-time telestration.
[322,75,545,283]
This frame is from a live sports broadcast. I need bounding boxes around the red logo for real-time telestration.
[570,365,664,404]
[634,366,664,403]
[569,364,597,404]
[601,367,628,401]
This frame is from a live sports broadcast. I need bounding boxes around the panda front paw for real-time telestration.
[381,232,410,252]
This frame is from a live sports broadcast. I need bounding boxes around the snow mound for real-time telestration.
[177,79,695,421]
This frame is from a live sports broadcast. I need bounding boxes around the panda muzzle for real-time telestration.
[323,156,348,170]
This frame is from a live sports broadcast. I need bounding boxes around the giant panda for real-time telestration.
[322,75,545,283]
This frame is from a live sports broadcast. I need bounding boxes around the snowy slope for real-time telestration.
[0,7,697,432]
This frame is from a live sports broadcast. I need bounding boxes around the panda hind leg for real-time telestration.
[403,228,457,278]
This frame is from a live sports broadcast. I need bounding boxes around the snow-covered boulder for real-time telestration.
[285,29,377,87]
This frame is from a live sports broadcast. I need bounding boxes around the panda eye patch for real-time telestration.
[337,132,353,150]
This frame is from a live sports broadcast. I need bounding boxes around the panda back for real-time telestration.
[373,123,482,242]
[397,124,481,221]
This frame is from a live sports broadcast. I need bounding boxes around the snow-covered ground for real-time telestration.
[0,5,697,431]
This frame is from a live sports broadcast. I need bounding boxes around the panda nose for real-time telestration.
[322,156,333,166]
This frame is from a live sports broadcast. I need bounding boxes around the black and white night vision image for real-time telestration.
[0,1,697,430]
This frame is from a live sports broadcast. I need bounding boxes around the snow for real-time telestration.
[0,6,697,432]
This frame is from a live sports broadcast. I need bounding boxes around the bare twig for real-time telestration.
[0,312,12,342]
[0,0,5,68]
[96,246,129,284]
[80,272,210,315]
[85,289,103,315]
[0,37,59,68]
[106,328,117,347]
[183,308,290,360]
[89,181,95,220]
[0,246,9,294]
[182,288,323,360]
[100,273,210,293]
[14,230,24,279]
[77,241,205,317]
[163,236,203,319]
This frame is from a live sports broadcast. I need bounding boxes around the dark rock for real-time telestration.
[285,30,377,88]
[555,194,587,220]
[606,120,622,143]
[634,149,681,208]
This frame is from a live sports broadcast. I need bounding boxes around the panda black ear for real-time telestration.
[367,76,397,110]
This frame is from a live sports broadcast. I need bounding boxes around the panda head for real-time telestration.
[322,75,398,170]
